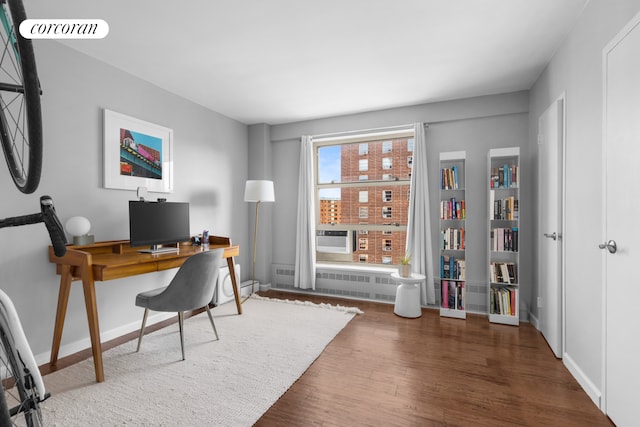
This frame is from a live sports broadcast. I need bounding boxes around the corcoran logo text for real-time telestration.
[19,19,109,39]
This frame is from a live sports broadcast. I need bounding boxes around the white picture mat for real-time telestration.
[103,109,173,193]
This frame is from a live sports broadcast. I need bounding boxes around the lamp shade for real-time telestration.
[65,216,95,245]
[244,180,275,202]
[65,216,91,236]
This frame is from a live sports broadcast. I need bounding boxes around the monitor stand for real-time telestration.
[137,244,179,254]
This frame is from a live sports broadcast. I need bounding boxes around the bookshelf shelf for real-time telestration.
[488,147,520,325]
[439,151,466,320]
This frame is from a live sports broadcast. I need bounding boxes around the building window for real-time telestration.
[407,138,414,152]
[382,140,392,153]
[315,129,414,265]
[382,157,392,170]
[359,238,368,250]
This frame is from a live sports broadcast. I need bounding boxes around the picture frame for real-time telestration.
[103,109,173,193]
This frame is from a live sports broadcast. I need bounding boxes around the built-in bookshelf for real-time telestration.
[488,147,520,325]
[439,151,466,319]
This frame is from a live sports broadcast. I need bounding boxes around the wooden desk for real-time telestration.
[48,236,240,383]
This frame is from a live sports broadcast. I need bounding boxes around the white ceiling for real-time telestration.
[27,0,589,125]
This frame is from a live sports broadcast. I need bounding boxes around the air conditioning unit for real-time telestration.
[316,230,350,254]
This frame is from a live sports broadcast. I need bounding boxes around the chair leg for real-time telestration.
[136,308,149,352]
[205,305,219,340]
[178,311,185,361]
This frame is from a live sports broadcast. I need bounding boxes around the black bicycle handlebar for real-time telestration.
[0,195,67,257]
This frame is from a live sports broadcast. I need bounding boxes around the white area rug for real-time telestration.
[41,295,360,426]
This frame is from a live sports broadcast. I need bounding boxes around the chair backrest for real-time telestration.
[150,249,224,312]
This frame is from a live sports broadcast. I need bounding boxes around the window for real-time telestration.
[382,140,392,153]
[359,238,368,250]
[315,129,413,265]
[407,138,414,152]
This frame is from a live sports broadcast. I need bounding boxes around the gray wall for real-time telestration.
[0,41,249,362]
[528,0,640,407]
[268,91,531,310]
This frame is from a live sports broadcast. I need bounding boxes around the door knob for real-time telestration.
[598,240,617,254]
[544,232,557,241]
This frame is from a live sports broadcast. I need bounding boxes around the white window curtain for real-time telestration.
[406,123,435,305]
[294,135,316,289]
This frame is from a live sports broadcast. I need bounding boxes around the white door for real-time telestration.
[538,98,563,358]
[603,13,640,425]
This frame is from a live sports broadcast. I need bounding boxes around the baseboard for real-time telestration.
[563,352,603,410]
[33,311,175,366]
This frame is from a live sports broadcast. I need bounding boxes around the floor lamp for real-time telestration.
[244,180,275,301]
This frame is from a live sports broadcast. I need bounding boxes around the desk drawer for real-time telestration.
[157,258,186,271]
[98,263,157,281]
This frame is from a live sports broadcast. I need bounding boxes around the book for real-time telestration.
[458,259,466,280]
[509,287,516,315]
[442,280,449,308]
[448,281,456,309]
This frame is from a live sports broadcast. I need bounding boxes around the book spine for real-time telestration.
[442,280,449,308]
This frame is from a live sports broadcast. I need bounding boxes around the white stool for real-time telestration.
[391,272,425,318]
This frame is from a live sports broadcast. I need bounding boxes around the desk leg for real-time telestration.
[227,257,242,315]
[81,277,104,382]
[50,266,72,365]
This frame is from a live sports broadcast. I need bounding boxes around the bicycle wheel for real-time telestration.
[0,323,42,427]
[0,0,42,194]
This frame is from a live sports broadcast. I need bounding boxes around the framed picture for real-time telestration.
[103,109,173,193]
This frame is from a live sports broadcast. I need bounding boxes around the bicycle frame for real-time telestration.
[0,289,45,401]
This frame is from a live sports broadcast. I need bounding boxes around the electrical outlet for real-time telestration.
[537,297,543,308]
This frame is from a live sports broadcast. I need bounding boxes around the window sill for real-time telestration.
[316,262,397,275]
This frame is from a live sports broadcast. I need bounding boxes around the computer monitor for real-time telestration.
[129,200,190,253]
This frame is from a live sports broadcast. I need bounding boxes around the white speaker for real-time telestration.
[214,264,241,305]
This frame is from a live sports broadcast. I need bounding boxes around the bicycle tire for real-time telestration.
[0,323,42,427]
[0,0,42,194]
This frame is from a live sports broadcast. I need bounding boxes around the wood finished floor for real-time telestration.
[41,291,614,426]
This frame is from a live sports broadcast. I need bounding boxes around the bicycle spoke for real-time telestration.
[0,0,42,194]
[0,332,42,426]
[0,25,20,86]
[0,93,28,180]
